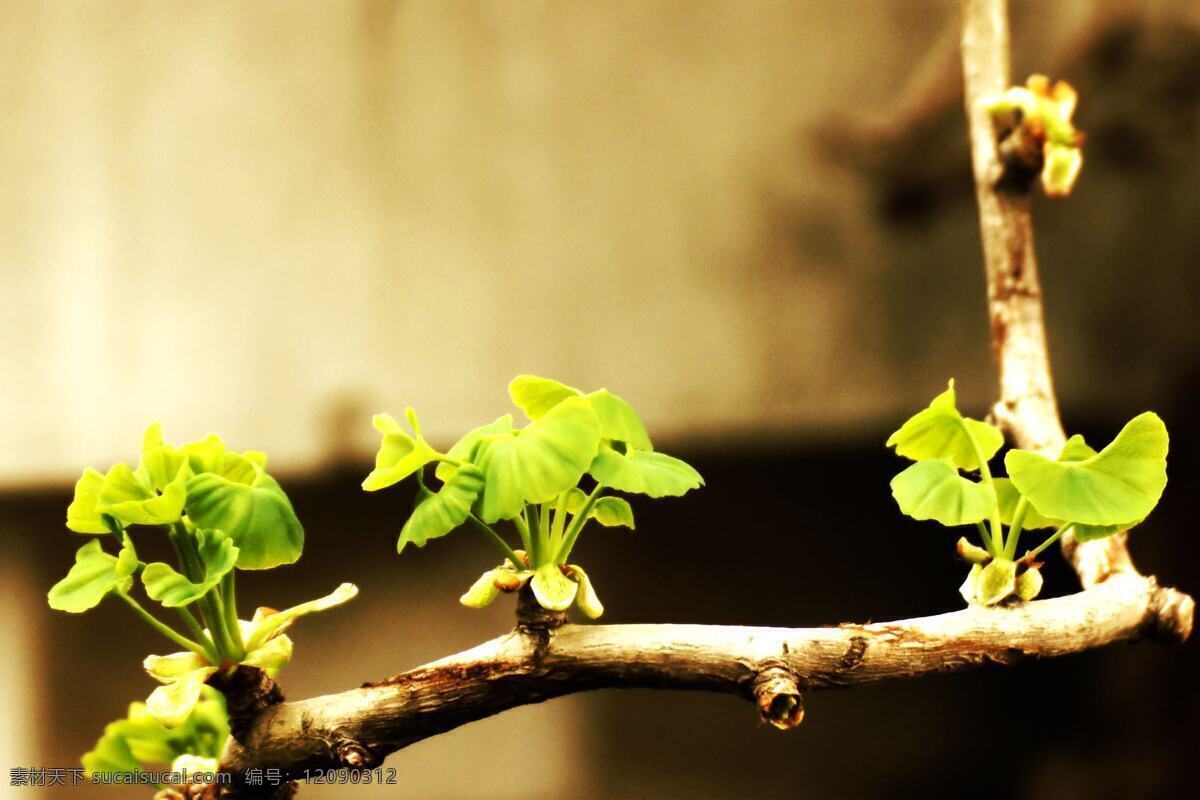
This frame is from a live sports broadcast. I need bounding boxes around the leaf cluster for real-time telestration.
[888,381,1168,605]
[365,375,703,617]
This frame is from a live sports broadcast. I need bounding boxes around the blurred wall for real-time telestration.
[4,0,1194,486]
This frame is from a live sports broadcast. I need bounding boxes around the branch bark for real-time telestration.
[202,1,1193,794]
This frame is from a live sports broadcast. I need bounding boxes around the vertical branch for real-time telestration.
[958,0,1133,586]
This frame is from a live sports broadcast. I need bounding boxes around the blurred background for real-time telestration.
[2,0,1197,797]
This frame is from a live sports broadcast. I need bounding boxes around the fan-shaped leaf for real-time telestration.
[474,397,602,522]
[398,465,485,553]
[586,389,652,450]
[993,478,1059,530]
[48,539,138,613]
[186,458,303,570]
[362,411,439,491]
[244,582,358,651]
[67,467,110,534]
[886,380,1004,471]
[588,446,703,498]
[141,530,238,607]
[98,462,187,527]
[1005,412,1168,526]
[509,375,582,420]
[434,415,514,483]
[890,459,996,526]
[563,489,635,529]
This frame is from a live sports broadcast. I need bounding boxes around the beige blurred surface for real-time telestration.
[2,1,1198,798]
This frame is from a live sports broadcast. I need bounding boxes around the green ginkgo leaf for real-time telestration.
[886,380,1004,471]
[564,488,635,529]
[530,563,578,611]
[244,582,359,651]
[1005,412,1168,526]
[1058,434,1098,462]
[474,397,602,522]
[585,389,653,451]
[66,468,111,534]
[509,375,582,420]
[141,530,238,607]
[48,539,138,613]
[588,445,703,498]
[993,478,1059,530]
[186,455,303,570]
[890,459,996,526]
[97,462,187,527]
[181,434,228,475]
[398,465,485,553]
[1071,521,1138,542]
[362,410,440,491]
[434,415,514,483]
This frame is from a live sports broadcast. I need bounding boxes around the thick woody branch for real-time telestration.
[201,2,1192,794]
[214,573,1186,783]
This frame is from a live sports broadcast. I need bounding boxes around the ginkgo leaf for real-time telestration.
[886,380,1004,471]
[563,489,635,529]
[186,457,303,570]
[98,462,187,527]
[890,459,996,527]
[993,478,1059,530]
[435,415,514,483]
[1058,434,1097,462]
[588,445,703,498]
[66,468,111,534]
[509,375,582,420]
[244,583,359,651]
[977,558,1017,606]
[474,397,602,522]
[1072,521,1138,542]
[566,564,604,619]
[530,563,578,611]
[398,465,485,553]
[182,434,228,475]
[362,411,440,491]
[146,666,217,727]
[585,389,653,451]
[141,529,238,607]
[1005,412,1168,526]
[48,539,138,613]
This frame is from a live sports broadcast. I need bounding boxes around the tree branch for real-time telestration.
[203,1,1192,795]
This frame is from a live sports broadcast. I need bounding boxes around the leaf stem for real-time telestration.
[467,514,527,570]
[512,513,533,555]
[117,591,211,659]
[221,571,245,655]
[959,421,1005,557]
[1005,496,1030,559]
[555,486,603,564]
[176,607,221,663]
[1024,523,1073,561]
[975,521,995,555]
